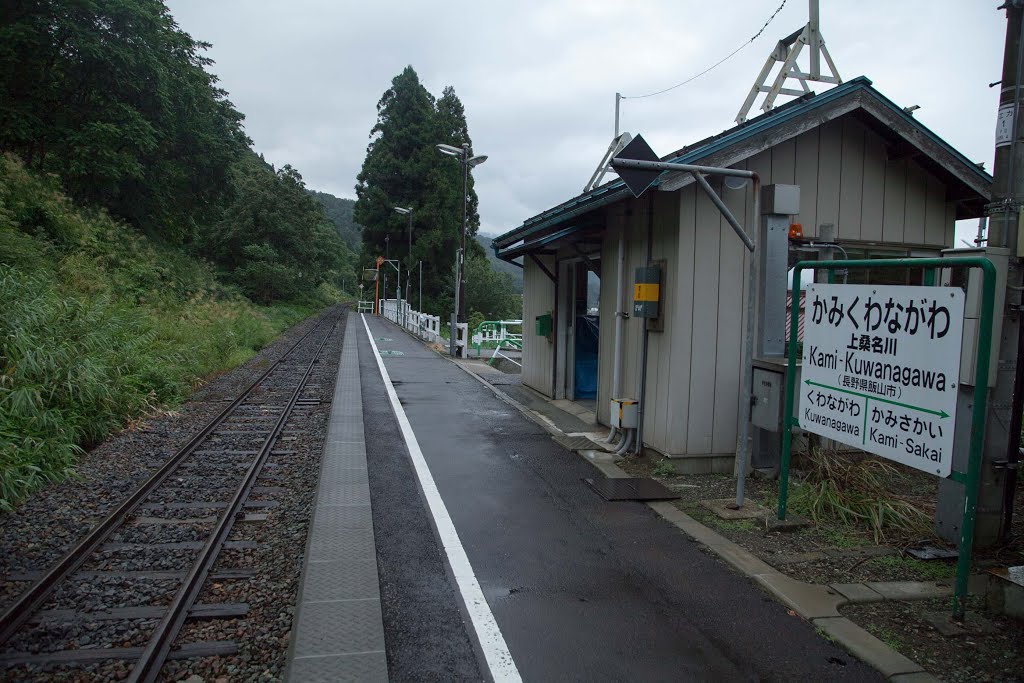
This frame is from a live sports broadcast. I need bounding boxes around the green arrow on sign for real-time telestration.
[804,379,950,418]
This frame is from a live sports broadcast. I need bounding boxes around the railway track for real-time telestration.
[0,308,345,681]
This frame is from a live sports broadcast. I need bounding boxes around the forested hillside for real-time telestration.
[0,0,354,507]
[310,191,362,249]
[476,233,523,293]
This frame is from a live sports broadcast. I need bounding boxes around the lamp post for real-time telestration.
[383,235,389,318]
[436,142,487,356]
[393,206,413,329]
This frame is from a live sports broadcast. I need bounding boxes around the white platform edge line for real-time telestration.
[360,313,521,683]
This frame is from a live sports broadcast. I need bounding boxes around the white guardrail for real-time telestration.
[377,299,467,353]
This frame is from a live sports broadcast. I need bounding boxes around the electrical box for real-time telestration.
[939,246,1009,387]
[751,367,785,432]
[610,398,639,429]
[535,312,552,338]
[633,264,661,319]
[761,184,801,216]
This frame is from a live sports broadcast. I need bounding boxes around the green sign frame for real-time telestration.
[778,257,996,621]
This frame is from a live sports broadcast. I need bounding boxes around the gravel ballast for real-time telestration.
[0,305,347,682]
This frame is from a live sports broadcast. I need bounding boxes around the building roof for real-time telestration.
[493,76,992,261]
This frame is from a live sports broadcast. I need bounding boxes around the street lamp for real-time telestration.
[436,142,487,356]
[393,206,413,328]
[383,235,390,318]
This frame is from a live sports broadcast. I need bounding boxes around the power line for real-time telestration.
[622,0,788,100]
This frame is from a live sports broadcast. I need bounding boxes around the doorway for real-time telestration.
[555,259,601,406]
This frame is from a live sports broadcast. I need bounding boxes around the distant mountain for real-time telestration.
[476,233,523,293]
[309,190,362,249]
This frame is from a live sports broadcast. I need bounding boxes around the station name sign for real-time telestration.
[798,283,965,477]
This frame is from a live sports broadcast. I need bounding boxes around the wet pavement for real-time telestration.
[356,313,883,681]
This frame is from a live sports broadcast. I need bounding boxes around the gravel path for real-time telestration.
[0,305,347,682]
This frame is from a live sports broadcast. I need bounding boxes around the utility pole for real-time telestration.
[979,0,1023,545]
[459,142,469,335]
[406,210,412,328]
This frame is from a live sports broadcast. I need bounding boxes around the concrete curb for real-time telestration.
[377,316,944,683]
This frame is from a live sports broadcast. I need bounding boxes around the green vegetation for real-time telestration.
[0,2,355,509]
[871,626,903,652]
[867,554,956,580]
[464,254,522,325]
[0,155,314,509]
[821,526,866,550]
[0,1,356,300]
[714,518,758,533]
[652,458,678,478]
[475,234,523,294]
[200,153,355,304]
[788,448,930,542]
[355,67,519,321]
[310,191,362,250]
[0,0,246,242]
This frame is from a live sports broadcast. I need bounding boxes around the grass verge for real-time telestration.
[0,155,326,509]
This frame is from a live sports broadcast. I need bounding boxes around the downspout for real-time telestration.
[606,222,627,443]
[733,174,761,507]
[634,195,655,454]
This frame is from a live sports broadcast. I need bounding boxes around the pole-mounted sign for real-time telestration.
[613,134,661,198]
[799,283,965,477]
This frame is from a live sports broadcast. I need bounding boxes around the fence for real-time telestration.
[471,320,523,366]
[378,298,466,352]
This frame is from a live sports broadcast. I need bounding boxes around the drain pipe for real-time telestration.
[606,223,627,443]
[616,428,634,455]
[732,175,760,507]
[634,195,655,454]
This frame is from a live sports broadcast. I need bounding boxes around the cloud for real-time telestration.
[166,0,1004,244]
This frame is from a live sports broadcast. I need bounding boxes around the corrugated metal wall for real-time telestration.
[790,117,953,246]
[521,254,555,396]
[529,113,957,461]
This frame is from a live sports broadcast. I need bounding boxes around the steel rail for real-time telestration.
[0,311,337,646]
[129,319,339,682]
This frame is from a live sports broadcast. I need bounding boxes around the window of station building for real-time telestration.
[832,246,940,286]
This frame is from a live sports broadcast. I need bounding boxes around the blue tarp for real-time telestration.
[574,315,599,399]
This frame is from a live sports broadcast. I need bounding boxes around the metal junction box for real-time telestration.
[939,246,1009,387]
[760,184,801,216]
[535,312,552,337]
[610,398,639,429]
[633,265,661,319]
[751,367,785,432]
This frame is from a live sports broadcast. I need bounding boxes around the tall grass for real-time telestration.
[788,448,931,543]
[0,155,321,509]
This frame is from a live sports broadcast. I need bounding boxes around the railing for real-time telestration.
[470,320,523,356]
[357,300,374,314]
[377,299,463,350]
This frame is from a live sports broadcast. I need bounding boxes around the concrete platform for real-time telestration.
[363,314,881,682]
[285,313,388,682]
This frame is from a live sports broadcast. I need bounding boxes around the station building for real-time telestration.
[492,76,992,473]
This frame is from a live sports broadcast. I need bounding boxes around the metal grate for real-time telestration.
[583,478,680,501]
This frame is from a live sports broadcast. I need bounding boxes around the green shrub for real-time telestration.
[0,156,320,509]
[652,458,677,478]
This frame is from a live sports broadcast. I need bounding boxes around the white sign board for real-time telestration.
[996,102,1015,148]
[799,283,964,477]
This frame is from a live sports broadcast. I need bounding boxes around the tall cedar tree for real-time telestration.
[354,68,481,313]
[0,0,248,242]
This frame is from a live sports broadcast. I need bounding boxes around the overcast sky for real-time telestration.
[165,1,1005,245]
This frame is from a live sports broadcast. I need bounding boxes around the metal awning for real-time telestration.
[496,224,598,260]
